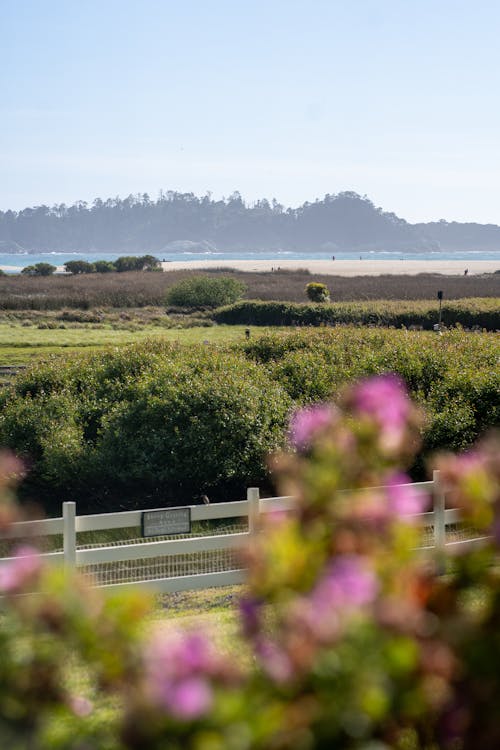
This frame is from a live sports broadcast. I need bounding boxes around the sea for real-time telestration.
[0,248,499,272]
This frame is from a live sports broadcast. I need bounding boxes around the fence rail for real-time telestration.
[0,471,489,594]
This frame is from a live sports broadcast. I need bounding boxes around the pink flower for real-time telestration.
[353,375,409,427]
[255,638,294,683]
[289,404,336,450]
[144,629,230,720]
[0,545,42,593]
[386,473,428,519]
[161,676,213,720]
[294,556,378,643]
[311,555,378,612]
[69,695,93,717]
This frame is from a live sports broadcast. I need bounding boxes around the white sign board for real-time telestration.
[141,508,191,537]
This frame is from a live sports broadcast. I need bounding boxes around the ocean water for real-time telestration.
[0,248,499,272]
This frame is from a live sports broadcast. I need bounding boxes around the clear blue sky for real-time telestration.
[2,0,499,223]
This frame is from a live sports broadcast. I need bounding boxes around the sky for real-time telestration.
[2,0,500,223]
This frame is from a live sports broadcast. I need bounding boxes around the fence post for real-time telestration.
[247,487,260,535]
[433,470,446,572]
[63,501,76,569]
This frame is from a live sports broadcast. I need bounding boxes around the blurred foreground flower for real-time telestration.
[288,403,337,451]
[0,545,41,594]
[0,382,499,749]
[144,629,238,720]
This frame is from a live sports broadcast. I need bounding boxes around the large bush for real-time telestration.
[0,342,290,513]
[236,327,500,462]
[166,275,246,308]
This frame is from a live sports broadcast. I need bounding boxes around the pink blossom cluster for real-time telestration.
[144,630,234,720]
[351,374,415,455]
[0,545,41,593]
[298,554,379,643]
[385,472,428,518]
[288,403,336,451]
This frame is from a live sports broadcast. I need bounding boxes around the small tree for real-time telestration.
[114,256,141,272]
[64,260,95,275]
[138,254,161,271]
[94,260,116,273]
[165,276,246,308]
[305,281,330,302]
[21,262,56,277]
[114,255,160,272]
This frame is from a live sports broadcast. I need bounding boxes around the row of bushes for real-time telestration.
[213,298,500,330]
[0,327,498,515]
[64,255,161,274]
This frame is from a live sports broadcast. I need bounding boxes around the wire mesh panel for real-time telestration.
[76,517,248,587]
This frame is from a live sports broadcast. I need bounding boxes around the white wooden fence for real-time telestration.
[0,471,487,594]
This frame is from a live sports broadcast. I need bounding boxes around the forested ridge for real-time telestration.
[1,190,500,254]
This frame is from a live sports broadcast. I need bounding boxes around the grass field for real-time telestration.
[0,324,262,370]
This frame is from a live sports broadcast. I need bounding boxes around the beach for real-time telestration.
[158,258,499,276]
[1,258,498,276]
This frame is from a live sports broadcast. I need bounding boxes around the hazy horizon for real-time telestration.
[3,1,500,224]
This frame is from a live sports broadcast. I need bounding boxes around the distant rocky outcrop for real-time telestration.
[160,240,219,254]
[415,221,500,251]
[0,240,28,254]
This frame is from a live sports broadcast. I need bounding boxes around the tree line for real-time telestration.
[1,190,499,253]
[18,255,161,276]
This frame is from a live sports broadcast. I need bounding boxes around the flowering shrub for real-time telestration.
[305,282,330,303]
[0,376,499,748]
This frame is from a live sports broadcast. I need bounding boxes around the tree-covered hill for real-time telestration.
[1,190,499,253]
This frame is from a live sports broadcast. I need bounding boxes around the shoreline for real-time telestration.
[159,259,499,277]
[1,259,498,277]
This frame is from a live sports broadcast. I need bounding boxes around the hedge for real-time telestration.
[0,328,498,515]
[213,298,500,330]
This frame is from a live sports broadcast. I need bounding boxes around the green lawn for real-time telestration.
[0,324,264,367]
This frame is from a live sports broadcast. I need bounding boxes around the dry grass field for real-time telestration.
[0,268,498,309]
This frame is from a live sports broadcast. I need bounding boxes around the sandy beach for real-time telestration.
[1,258,498,276]
[158,258,499,277]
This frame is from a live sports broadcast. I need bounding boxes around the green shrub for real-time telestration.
[0,343,290,512]
[165,275,246,308]
[21,262,57,277]
[236,327,500,469]
[64,260,96,275]
[305,281,330,302]
[114,255,160,272]
[93,260,116,273]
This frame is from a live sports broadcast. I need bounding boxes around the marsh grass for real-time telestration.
[0,269,497,309]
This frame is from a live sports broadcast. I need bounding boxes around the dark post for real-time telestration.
[437,290,443,328]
